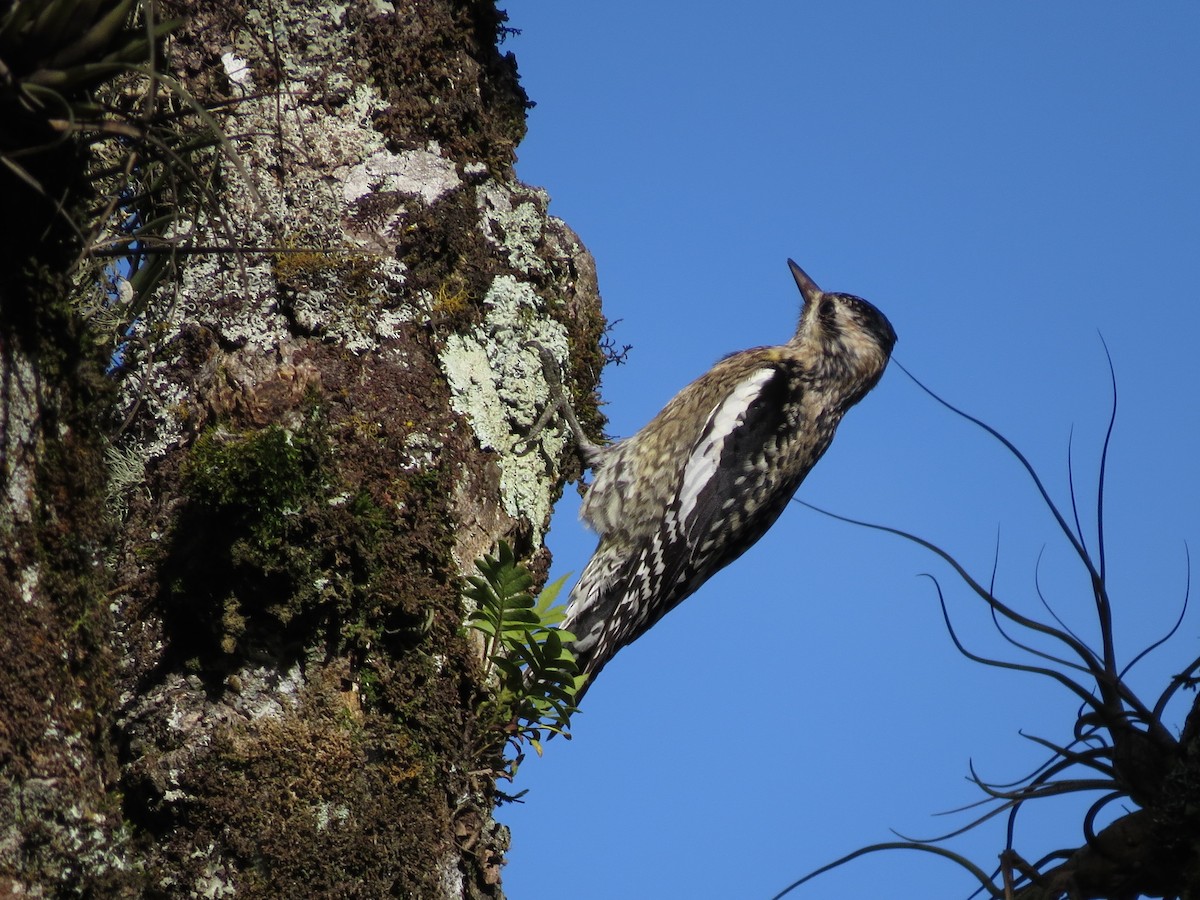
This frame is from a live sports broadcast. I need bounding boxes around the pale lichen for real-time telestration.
[476,180,550,274]
[2,778,136,889]
[227,663,304,721]
[437,852,465,900]
[440,275,571,537]
[342,146,462,208]
[108,59,445,463]
[106,442,148,518]
[314,800,351,832]
[18,566,38,604]
[192,846,237,899]
[0,350,40,528]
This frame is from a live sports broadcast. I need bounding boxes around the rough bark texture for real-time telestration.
[7,3,1199,899]
[0,1,604,896]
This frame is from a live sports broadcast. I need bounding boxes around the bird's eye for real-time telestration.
[818,298,836,321]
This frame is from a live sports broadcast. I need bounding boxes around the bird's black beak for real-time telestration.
[787,258,823,307]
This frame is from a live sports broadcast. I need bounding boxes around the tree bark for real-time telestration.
[0,1,603,896]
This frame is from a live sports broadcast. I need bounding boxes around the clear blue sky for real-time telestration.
[499,3,1200,897]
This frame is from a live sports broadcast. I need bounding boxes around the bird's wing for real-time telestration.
[563,362,803,683]
[669,363,796,588]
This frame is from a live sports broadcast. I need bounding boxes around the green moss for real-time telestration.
[158,673,452,897]
[183,424,317,539]
[350,1,531,173]
[160,400,465,686]
[165,420,332,667]
[271,244,378,300]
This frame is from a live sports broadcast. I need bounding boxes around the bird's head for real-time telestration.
[788,258,897,390]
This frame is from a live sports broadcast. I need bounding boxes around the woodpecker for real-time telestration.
[547,259,896,698]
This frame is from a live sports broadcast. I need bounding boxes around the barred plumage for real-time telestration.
[557,259,896,698]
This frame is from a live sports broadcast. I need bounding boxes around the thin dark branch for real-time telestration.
[964,758,1110,806]
[1028,848,1078,873]
[1096,334,1118,599]
[949,775,1076,820]
[769,842,1004,900]
[1015,732,1115,779]
[1087,335,1121,693]
[989,525,1001,594]
[1032,545,1088,651]
[1067,426,1090,561]
[1153,659,1200,724]
[921,572,1102,709]
[892,778,1114,844]
[988,590,1091,676]
[984,528,1089,672]
[894,360,1102,589]
[965,754,1062,793]
[794,500,1109,701]
[1124,542,1189,683]
[985,848,1079,898]
[88,240,373,257]
[1082,791,1126,847]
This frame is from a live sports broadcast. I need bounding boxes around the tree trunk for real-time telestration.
[0,1,603,896]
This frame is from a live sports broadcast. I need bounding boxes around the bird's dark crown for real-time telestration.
[819,291,897,355]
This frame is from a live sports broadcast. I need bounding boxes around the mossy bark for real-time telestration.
[0,1,604,896]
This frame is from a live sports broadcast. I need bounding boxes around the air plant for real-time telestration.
[775,352,1200,900]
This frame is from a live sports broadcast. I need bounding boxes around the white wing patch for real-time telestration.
[676,367,776,527]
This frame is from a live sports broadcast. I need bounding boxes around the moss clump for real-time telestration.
[165,420,333,665]
[160,400,463,678]
[271,245,378,301]
[183,424,318,544]
[350,1,531,172]
[151,670,453,898]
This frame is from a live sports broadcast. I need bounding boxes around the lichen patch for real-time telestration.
[343,145,462,207]
[440,275,571,536]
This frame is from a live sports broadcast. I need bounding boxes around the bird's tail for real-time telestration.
[559,538,629,697]
[560,533,667,704]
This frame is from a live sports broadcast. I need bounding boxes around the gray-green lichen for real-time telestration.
[476,181,552,274]
[108,58,456,467]
[440,275,571,538]
[3,778,137,890]
[70,2,605,897]
[0,349,40,529]
[189,846,237,898]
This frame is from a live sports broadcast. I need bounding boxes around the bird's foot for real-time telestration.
[515,341,603,467]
